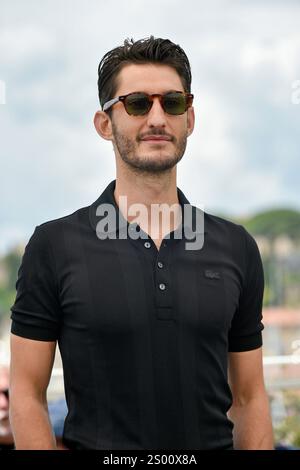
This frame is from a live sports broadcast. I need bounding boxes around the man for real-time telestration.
[9,36,274,450]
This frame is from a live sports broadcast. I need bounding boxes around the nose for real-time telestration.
[145,96,167,128]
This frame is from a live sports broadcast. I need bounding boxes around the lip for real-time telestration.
[141,136,172,142]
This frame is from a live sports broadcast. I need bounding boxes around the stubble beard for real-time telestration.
[111,121,188,175]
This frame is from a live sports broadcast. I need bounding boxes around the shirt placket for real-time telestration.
[128,223,176,321]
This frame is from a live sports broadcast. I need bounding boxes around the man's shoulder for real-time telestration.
[30,204,92,243]
[203,210,261,260]
[203,210,247,238]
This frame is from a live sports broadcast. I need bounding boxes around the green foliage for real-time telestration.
[274,391,300,448]
[236,208,300,241]
[263,285,273,307]
[0,248,22,321]
[2,251,21,291]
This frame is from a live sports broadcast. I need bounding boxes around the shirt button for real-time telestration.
[157,261,164,268]
[159,283,166,291]
[144,241,151,248]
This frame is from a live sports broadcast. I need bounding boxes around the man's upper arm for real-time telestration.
[228,347,266,404]
[10,334,56,398]
[10,225,61,341]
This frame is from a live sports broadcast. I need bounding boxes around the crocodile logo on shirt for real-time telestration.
[204,269,221,280]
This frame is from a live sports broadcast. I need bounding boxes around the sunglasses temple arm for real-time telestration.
[103,97,120,111]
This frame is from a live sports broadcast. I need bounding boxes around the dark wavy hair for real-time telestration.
[97,36,192,115]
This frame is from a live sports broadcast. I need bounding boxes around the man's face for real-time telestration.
[108,63,195,174]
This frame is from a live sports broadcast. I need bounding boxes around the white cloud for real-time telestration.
[0,26,57,64]
[241,35,300,81]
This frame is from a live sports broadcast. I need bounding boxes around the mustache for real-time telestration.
[137,130,175,142]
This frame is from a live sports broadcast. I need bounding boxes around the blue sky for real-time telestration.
[0,0,300,253]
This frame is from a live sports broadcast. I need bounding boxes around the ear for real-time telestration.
[94,110,113,141]
[186,106,195,137]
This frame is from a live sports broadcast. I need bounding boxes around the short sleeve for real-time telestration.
[228,227,265,352]
[10,225,61,341]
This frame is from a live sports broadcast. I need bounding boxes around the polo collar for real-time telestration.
[89,179,207,239]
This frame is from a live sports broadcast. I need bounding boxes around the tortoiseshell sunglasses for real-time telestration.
[102,91,194,116]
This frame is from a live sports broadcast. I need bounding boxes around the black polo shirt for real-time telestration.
[10,179,264,450]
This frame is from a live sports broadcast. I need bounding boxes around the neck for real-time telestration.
[113,166,182,240]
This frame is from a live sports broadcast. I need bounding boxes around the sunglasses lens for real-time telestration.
[163,92,187,115]
[125,93,151,115]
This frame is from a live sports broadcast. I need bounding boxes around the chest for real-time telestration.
[57,235,243,338]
